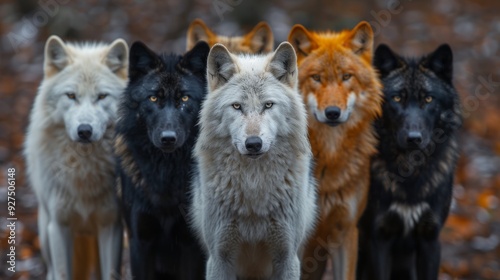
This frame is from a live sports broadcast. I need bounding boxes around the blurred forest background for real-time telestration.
[0,0,499,279]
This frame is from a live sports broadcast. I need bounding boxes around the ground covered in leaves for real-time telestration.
[0,0,499,279]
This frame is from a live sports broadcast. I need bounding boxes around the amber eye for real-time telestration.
[97,93,108,100]
[311,74,321,82]
[149,96,158,102]
[181,96,189,102]
[342,73,352,81]
[66,93,76,100]
[425,96,433,103]
[232,103,241,110]
[393,96,401,102]
[265,102,273,109]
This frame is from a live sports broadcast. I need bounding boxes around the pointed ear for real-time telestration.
[267,42,298,88]
[187,19,215,51]
[243,22,274,53]
[347,21,374,59]
[44,35,70,77]
[422,44,453,84]
[180,41,210,76]
[128,41,161,81]
[105,38,128,79]
[374,44,401,78]
[287,24,317,64]
[207,44,237,92]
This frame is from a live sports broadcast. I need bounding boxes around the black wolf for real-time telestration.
[114,41,209,279]
[357,44,462,280]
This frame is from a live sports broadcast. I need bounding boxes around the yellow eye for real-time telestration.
[66,93,76,100]
[149,96,158,102]
[342,73,352,81]
[265,102,273,109]
[311,74,321,82]
[232,103,241,110]
[181,96,189,102]
[393,96,401,102]
[97,93,108,100]
[425,96,433,103]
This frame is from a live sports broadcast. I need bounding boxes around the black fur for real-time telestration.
[115,41,209,280]
[357,44,462,280]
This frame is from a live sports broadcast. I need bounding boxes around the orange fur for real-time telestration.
[186,19,274,53]
[73,235,100,280]
[288,22,383,280]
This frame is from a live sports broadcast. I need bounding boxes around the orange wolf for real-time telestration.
[288,22,383,280]
[186,18,273,53]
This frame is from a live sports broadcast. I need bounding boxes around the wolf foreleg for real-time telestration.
[98,221,123,280]
[48,221,72,280]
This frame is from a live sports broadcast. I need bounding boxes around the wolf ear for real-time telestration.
[105,39,128,79]
[207,44,237,92]
[180,41,210,76]
[422,44,453,84]
[44,35,70,77]
[374,44,401,78]
[288,24,317,63]
[187,19,215,51]
[129,41,161,81]
[267,42,298,88]
[243,22,274,54]
[347,21,374,60]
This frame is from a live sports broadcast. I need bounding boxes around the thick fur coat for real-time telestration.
[191,42,317,280]
[114,41,209,279]
[24,35,128,280]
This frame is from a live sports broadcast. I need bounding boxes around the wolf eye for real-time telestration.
[265,102,273,109]
[342,73,352,81]
[66,93,76,100]
[393,96,401,102]
[311,74,321,82]
[232,103,241,110]
[97,93,108,100]
[149,96,158,102]
[425,96,433,103]
[181,96,189,102]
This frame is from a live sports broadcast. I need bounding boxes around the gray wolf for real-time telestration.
[24,35,128,280]
[191,42,317,280]
[186,18,274,54]
[357,44,462,280]
[114,41,209,279]
[287,22,383,280]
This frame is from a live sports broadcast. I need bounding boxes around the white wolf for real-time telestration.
[191,42,317,280]
[24,35,128,280]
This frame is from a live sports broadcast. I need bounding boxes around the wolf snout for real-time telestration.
[407,131,423,145]
[325,106,341,120]
[245,136,263,153]
[160,131,177,146]
[77,124,93,142]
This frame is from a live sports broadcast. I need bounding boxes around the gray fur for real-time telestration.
[24,35,128,280]
[191,42,317,280]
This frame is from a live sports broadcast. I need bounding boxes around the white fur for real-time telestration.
[24,36,128,280]
[389,202,430,235]
[307,92,357,124]
[191,43,317,279]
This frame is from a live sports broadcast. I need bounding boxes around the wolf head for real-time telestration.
[41,35,128,143]
[122,41,209,152]
[288,22,382,127]
[187,19,274,54]
[374,44,462,150]
[200,42,307,159]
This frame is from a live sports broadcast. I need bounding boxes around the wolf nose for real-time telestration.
[325,106,341,120]
[160,131,177,145]
[77,124,93,140]
[407,131,423,144]
[245,136,262,153]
